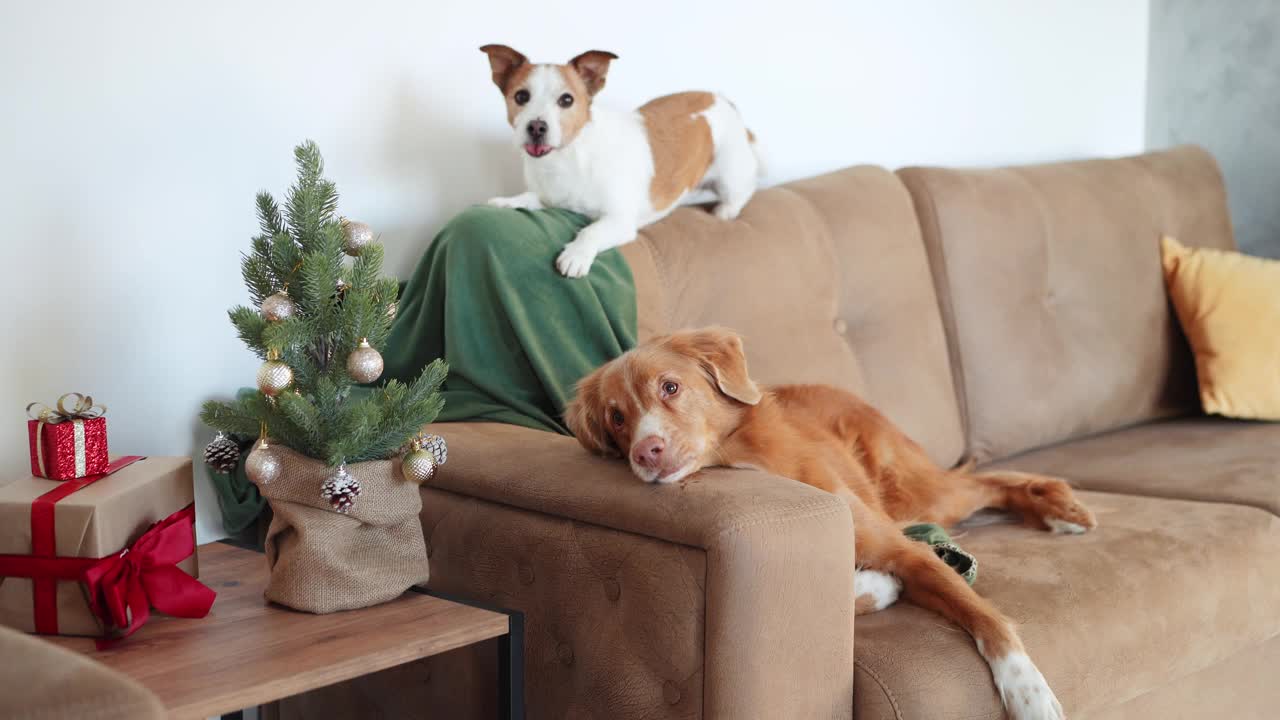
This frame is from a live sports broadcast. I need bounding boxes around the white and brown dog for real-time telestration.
[480,45,760,277]
[566,328,1100,720]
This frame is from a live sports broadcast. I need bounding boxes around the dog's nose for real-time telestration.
[526,119,548,141]
[631,436,665,468]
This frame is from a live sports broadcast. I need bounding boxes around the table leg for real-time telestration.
[498,609,525,720]
[413,587,525,720]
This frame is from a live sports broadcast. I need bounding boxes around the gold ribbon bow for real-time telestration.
[27,394,107,479]
[26,393,107,425]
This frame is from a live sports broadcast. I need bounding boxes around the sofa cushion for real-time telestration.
[984,417,1280,517]
[852,491,1280,719]
[621,166,964,467]
[1161,235,1280,421]
[898,146,1235,462]
[1086,637,1280,720]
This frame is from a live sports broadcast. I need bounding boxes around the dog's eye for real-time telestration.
[610,409,625,427]
[514,89,530,105]
[662,381,679,396]
[558,93,574,108]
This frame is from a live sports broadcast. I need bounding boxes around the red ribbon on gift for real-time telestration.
[81,502,215,648]
[0,456,215,643]
[83,504,216,647]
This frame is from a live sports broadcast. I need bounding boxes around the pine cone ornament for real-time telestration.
[422,434,448,465]
[203,433,241,474]
[321,463,362,513]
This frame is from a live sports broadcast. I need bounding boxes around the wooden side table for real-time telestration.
[46,542,522,719]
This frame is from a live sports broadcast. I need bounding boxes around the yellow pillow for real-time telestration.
[1161,235,1280,420]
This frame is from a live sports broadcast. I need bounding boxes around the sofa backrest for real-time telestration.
[621,166,965,468]
[898,146,1235,463]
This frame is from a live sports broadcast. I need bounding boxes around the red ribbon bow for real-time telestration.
[82,505,216,647]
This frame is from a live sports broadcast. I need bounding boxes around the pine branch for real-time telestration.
[229,306,268,358]
[200,398,262,437]
[374,277,400,311]
[294,140,324,182]
[261,316,310,354]
[285,141,339,252]
[340,289,380,351]
[256,191,285,237]
[348,242,383,292]
[241,252,275,308]
[325,395,384,465]
[277,391,323,450]
[351,362,448,463]
[268,232,302,287]
[297,249,338,332]
[311,375,342,423]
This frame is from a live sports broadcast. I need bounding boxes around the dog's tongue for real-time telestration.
[524,143,552,158]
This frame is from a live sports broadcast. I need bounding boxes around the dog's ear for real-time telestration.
[681,327,762,406]
[480,44,529,92]
[564,367,618,456]
[567,50,618,96]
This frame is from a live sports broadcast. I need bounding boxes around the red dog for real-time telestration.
[565,328,1096,720]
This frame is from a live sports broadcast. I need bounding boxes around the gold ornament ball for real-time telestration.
[257,359,294,396]
[346,339,384,384]
[343,220,374,256]
[402,448,437,484]
[260,291,297,322]
[245,442,283,485]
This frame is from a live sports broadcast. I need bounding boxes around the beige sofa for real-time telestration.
[419,146,1280,719]
[0,625,164,719]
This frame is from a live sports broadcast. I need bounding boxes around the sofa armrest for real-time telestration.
[422,422,855,719]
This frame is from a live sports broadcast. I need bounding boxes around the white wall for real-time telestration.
[0,1,1149,541]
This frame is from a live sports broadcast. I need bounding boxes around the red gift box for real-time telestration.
[26,393,109,480]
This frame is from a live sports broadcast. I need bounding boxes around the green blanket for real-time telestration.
[382,205,638,434]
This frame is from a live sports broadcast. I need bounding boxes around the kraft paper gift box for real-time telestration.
[0,456,201,637]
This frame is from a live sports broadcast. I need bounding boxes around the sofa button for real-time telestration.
[557,642,574,666]
[604,578,621,602]
[834,319,848,335]
[663,681,681,705]
[517,563,535,585]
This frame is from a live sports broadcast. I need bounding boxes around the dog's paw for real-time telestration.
[991,652,1065,720]
[1045,517,1090,535]
[1040,497,1097,534]
[556,241,597,278]
[712,202,743,221]
[1026,478,1097,534]
[487,193,541,210]
[853,568,901,615]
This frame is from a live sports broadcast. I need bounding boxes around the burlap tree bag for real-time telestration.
[260,445,429,613]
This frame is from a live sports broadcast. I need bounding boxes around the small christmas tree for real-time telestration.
[202,140,446,469]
